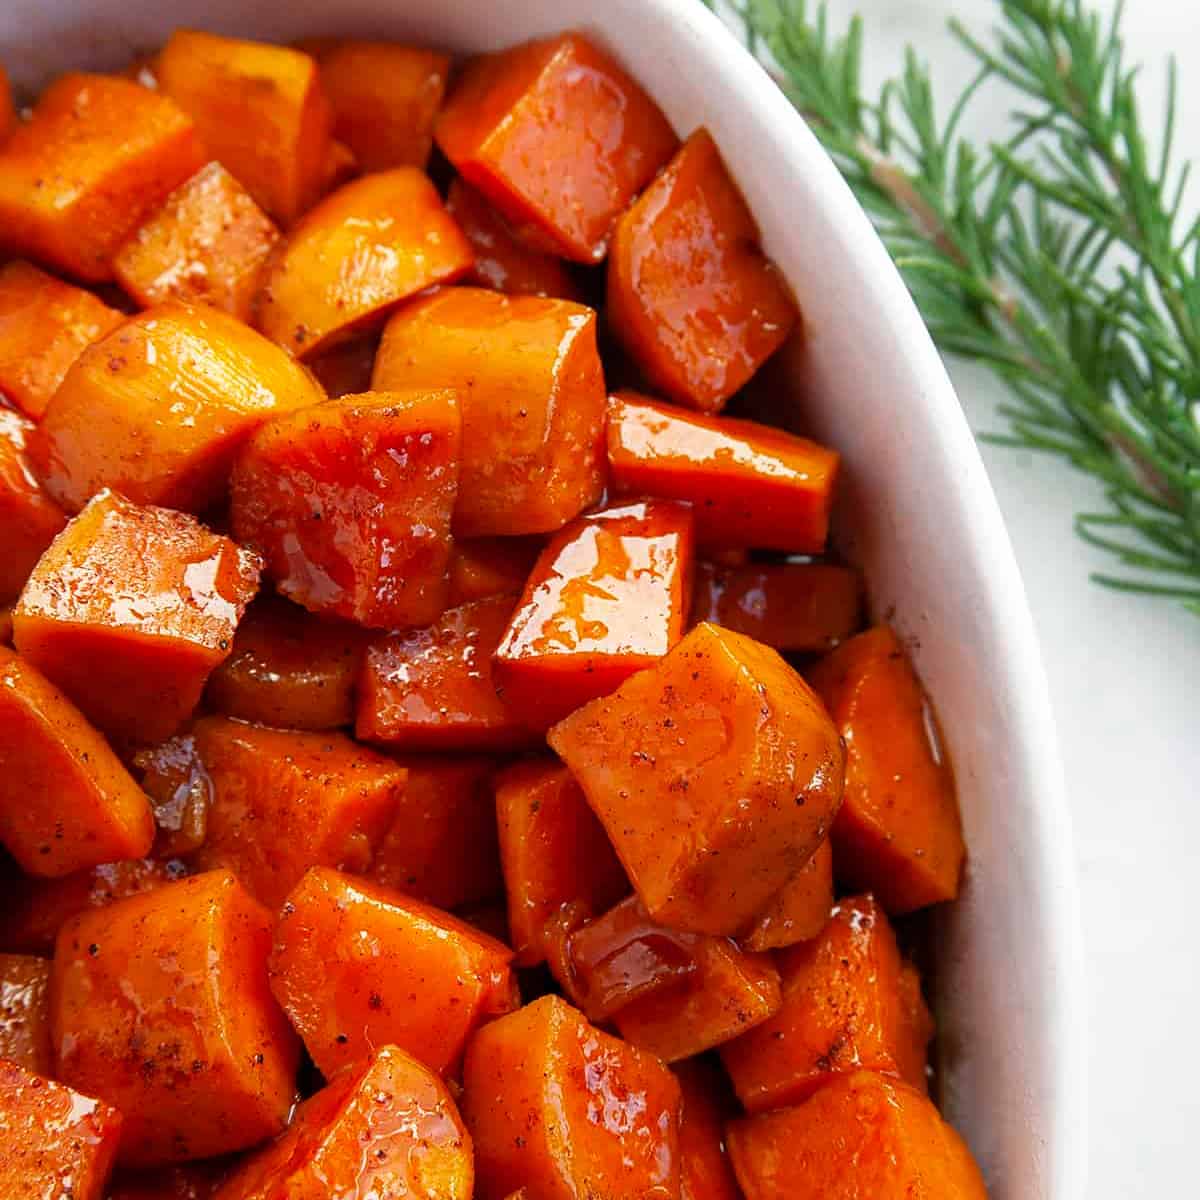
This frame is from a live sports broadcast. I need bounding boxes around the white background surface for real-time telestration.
[848,1,1200,1192]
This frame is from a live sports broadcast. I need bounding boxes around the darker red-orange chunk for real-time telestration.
[0,407,66,603]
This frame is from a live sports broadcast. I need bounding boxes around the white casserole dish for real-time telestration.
[1,0,1087,1195]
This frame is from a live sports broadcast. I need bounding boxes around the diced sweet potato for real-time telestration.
[0,73,205,281]
[373,288,606,536]
[807,626,966,913]
[255,171,474,357]
[211,1045,473,1200]
[0,260,124,418]
[674,1058,743,1200]
[113,161,279,320]
[494,759,628,966]
[13,491,261,743]
[0,1059,122,1200]
[182,716,405,909]
[740,838,833,952]
[357,594,538,751]
[608,129,797,412]
[106,1162,226,1200]
[157,31,333,226]
[305,332,378,398]
[548,622,844,935]
[607,392,839,553]
[494,499,694,726]
[32,302,326,514]
[436,33,677,264]
[462,994,682,1200]
[0,646,154,876]
[0,407,66,602]
[51,869,300,1166]
[231,389,460,628]
[204,594,367,730]
[0,953,52,1073]
[448,537,542,606]
[726,1071,987,1200]
[270,867,517,1077]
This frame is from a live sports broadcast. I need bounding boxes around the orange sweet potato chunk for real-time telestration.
[462,994,682,1200]
[674,1058,743,1200]
[808,625,966,913]
[32,302,326,514]
[270,867,516,1077]
[231,389,460,628]
[373,288,607,537]
[436,33,677,264]
[0,73,205,282]
[0,260,124,418]
[0,953,52,1073]
[112,161,280,320]
[548,622,844,936]
[0,407,66,602]
[51,869,300,1166]
[494,499,694,726]
[448,537,542,606]
[740,838,834,952]
[607,392,839,553]
[726,1071,987,1200]
[13,491,261,743]
[0,1059,123,1200]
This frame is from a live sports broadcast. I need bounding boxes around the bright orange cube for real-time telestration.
[740,838,834,952]
[0,407,66,603]
[0,953,53,1073]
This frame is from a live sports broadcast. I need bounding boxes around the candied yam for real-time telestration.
[373,288,606,536]
[607,392,840,553]
[0,73,205,281]
[808,625,965,913]
[448,537,542,606]
[740,838,834,952]
[674,1058,743,1200]
[231,389,461,628]
[548,622,844,935]
[12,491,261,743]
[0,407,66,602]
[51,870,300,1166]
[436,33,677,264]
[0,953,52,1073]
[462,995,682,1200]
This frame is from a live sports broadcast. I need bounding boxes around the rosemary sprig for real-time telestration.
[707,0,1200,609]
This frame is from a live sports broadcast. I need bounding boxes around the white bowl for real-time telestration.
[3,1,1087,1196]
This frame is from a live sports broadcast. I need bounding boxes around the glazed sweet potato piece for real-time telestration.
[270,867,517,1077]
[373,288,607,536]
[255,171,474,357]
[808,626,966,913]
[112,161,280,320]
[0,1059,122,1200]
[231,389,461,628]
[726,1071,987,1200]
[607,392,839,552]
[157,31,333,226]
[462,994,682,1200]
[211,1045,473,1200]
[0,953,52,1073]
[0,407,66,602]
[0,73,205,281]
[32,302,326,514]
[51,870,300,1166]
[740,838,834,952]
[674,1058,743,1200]
[448,537,542,606]
[12,491,261,743]
[0,260,124,418]
[494,759,628,966]
[548,622,844,935]
[494,499,695,726]
[436,33,677,264]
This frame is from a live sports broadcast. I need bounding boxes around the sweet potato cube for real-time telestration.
[0,408,66,602]
[548,622,844,935]
[373,288,606,536]
[808,625,966,913]
[0,73,205,281]
[463,994,681,1200]
[157,31,332,226]
[13,491,261,743]
[0,953,52,1073]
[0,646,154,875]
[255,171,473,358]
[608,128,797,412]
[607,392,839,553]
[212,1045,472,1200]
[0,1060,122,1200]
[726,1072,987,1200]
[494,760,628,966]
[740,838,834,952]
[231,389,461,628]
[270,867,516,1077]
[674,1058,743,1200]
[0,260,124,418]
[33,302,326,514]
[436,33,677,264]
[113,161,280,320]
[448,536,542,606]
[51,870,301,1166]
